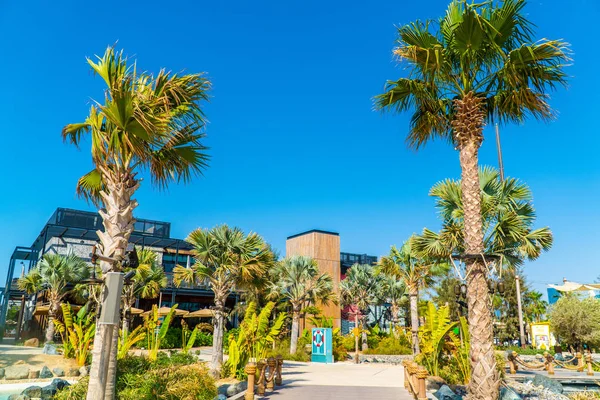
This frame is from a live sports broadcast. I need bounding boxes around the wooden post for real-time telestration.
[586,353,594,376]
[275,355,283,386]
[267,357,276,391]
[402,360,409,390]
[577,352,584,372]
[416,367,428,400]
[244,362,256,400]
[408,363,418,395]
[545,353,554,375]
[256,360,266,396]
[508,352,517,374]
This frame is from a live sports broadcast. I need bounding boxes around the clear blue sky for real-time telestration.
[1,0,598,297]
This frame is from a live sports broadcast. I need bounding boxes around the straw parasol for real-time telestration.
[142,306,189,317]
[129,307,144,315]
[184,309,214,318]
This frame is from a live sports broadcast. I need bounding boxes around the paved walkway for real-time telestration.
[262,361,415,400]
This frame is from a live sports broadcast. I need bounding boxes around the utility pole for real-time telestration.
[515,275,526,348]
[495,124,505,181]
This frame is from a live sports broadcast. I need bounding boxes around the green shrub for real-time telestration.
[363,336,412,355]
[267,338,311,362]
[495,352,506,380]
[55,354,215,400]
[342,334,356,352]
[367,334,381,350]
[496,345,555,356]
[194,332,213,347]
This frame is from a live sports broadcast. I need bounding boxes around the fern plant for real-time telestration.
[118,325,146,359]
[54,303,96,366]
[227,301,286,378]
[145,304,177,362]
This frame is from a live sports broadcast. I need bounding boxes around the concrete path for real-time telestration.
[262,361,415,400]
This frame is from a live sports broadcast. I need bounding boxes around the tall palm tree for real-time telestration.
[18,253,89,343]
[378,274,407,336]
[63,47,210,400]
[378,239,439,355]
[173,225,274,376]
[340,264,379,363]
[122,248,167,334]
[375,1,568,397]
[269,255,336,354]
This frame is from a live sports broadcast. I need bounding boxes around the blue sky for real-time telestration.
[0,0,598,297]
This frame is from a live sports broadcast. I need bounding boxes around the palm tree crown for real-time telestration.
[375,0,569,148]
[413,167,553,268]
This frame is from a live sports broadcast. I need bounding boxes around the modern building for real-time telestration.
[1,208,238,339]
[285,229,379,334]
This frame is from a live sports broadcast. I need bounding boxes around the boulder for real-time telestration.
[427,376,447,391]
[39,366,53,378]
[42,343,58,355]
[434,385,462,400]
[8,395,30,400]
[5,365,30,380]
[500,387,523,400]
[214,395,227,400]
[14,360,26,365]
[21,386,42,398]
[226,380,248,396]
[531,373,564,394]
[67,367,80,377]
[28,369,40,379]
[52,367,65,377]
[23,338,39,347]
[41,384,57,399]
[79,365,90,377]
[51,378,71,390]
[0,367,5,378]
[217,384,229,396]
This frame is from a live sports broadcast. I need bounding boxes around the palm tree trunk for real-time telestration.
[454,93,499,400]
[211,298,226,378]
[361,317,368,351]
[45,305,58,343]
[409,288,420,355]
[87,168,138,400]
[290,309,300,355]
[354,313,359,364]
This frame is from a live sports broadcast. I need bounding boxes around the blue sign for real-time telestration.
[311,327,333,363]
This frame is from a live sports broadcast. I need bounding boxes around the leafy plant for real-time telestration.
[363,336,412,355]
[226,301,286,379]
[145,304,177,362]
[54,303,96,366]
[118,325,146,360]
[181,320,200,355]
[416,302,457,377]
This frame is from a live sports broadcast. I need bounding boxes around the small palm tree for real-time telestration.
[524,291,548,323]
[18,253,89,343]
[340,264,379,363]
[173,225,274,376]
[63,46,210,400]
[122,248,167,334]
[378,239,440,355]
[378,274,407,336]
[375,1,568,397]
[270,255,336,354]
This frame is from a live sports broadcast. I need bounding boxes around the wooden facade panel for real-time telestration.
[286,231,341,328]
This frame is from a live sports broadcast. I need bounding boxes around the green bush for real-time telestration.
[267,338,311,362]
[497,345,555,356]
[342,334,356,352]
[363,336,412,355]
[367,334,381,350]
[55,354,216,400]
[194,332,213,347]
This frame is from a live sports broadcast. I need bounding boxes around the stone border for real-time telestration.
[358,354,413,364]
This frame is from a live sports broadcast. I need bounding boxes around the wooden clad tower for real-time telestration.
[285,230,341,328]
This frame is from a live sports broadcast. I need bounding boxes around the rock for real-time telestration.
[500,387,522,400]
[42,343,58,355]
[23,338,39,347]
[67,367,80,377]
[531,373,564,394]
[52,367,65,377]
[214,395,227,400]
[554,353,565,362]
[41,385,57,399]
[226,381,248,396]
[21,386,42,398]
[14,360,26,365]
[8,395,30,400]
[434,385,462,400]
[427,376,447,391]
[79,365,89,377]
[0,368,4,378]
[51,378,70,390]
[5,365,30,380]
[28,369,40,379]
[39,366,53,378]
[217,384,229,396]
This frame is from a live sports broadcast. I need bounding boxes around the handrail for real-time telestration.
[402,360,428,400]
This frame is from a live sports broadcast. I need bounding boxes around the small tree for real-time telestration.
[18,253,89,343]
[269,255,336,354]
[548,296,600,350]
